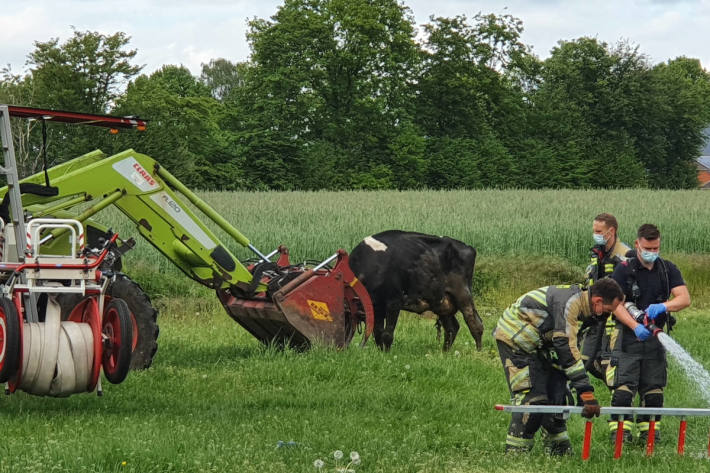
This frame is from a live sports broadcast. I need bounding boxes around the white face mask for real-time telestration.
[640,249,659,264]
[593,233,607,246]
[593,229,612,246]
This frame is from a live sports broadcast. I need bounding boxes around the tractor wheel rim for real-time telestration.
[103,308,121,373]
[106,296,138,352]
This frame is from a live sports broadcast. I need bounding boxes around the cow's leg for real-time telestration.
[381,305,400,351]
[456,293,484,351]
[372,302,387,350]
[439,315,460,351]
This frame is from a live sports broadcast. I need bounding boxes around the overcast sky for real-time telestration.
[1,0,709,77]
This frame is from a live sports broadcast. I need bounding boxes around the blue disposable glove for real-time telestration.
[634,325,651,341]
[646,303,667,320]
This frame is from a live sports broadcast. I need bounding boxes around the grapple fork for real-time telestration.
[217,249,374,349]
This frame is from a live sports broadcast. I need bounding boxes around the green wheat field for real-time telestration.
[3,189,710,472]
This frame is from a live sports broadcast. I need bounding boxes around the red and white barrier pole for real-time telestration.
[646,419,656,457]
[614,421,625,459]
[582,421,593,460]
[678,418,687,455]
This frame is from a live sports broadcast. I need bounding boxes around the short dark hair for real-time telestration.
[590,278,624,304]
[594,213,618,230]
[637,223,660,241]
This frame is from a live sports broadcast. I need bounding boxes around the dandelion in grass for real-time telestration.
[404,364,410,370]
[334,450,344,460]
[350,451,360,465]
[314,459,324,469]
[121,461,127,467]
[454,350,461,357]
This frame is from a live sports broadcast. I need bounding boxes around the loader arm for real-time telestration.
[1,149,259,292]
[1,106,374,351]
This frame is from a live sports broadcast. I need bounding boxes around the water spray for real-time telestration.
[623,302,710,405]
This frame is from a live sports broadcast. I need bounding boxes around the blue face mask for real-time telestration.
[640,250,659,264]
[593,234,607,246]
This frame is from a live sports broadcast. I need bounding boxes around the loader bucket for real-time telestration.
[217,250,374,350]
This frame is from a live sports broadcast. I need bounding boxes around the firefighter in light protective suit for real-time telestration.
[494,279,624,454]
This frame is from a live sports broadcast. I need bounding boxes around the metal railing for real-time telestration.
[495,404,710,460]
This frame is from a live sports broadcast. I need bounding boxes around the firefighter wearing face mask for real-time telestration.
[494,279,624,455]
[608,223,691,444]
[580,213,630,381]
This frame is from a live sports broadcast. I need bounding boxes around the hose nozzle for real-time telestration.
[643,315,663,337]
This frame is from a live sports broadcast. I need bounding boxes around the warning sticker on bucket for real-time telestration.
[308,300,333,322]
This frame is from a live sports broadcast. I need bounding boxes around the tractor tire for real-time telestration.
[107,274,159,370]
[58,274,159,370]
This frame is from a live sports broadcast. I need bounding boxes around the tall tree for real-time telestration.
[417,14,529,138]
[416,14,528,187]
[200,58,246,102]
[28,29,141,113]
[528,38,648,187]
[637,58,710,188]
[112,65,244,189]
[20,30,142,168]
[237,0,421,189]
[0,69,45,177]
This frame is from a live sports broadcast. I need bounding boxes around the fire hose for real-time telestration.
[18,298,95,396]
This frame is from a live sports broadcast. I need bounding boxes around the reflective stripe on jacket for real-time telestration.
[494,285,596,393]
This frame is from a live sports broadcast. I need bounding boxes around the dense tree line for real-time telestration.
[2,1,710,190]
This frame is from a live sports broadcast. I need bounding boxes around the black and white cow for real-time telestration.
[349,230,484,351]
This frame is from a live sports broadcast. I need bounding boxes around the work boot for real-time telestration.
[505,444,533,454]
[505,435,534,454]
[639,430,661,445]
[545,440,573,456]
[609,430,633,444]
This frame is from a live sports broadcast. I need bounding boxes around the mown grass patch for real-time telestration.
[2,297,710,472]
[4,189,710,471]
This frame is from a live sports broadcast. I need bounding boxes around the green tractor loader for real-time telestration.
[0,105,374,397]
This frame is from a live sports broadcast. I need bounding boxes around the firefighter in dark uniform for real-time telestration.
[580,213,630,380]
[494,279,624,455]
[609,223,690,443]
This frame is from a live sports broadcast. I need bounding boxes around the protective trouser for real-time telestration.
[497,340,571,454]
[580,320,605,381]
[580,316,615,383]
[608,333,667,435]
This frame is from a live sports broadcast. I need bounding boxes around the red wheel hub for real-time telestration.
[105,296,138,352]
[102,305,123,375]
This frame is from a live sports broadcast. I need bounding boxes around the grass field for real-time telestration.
[3,189,710,472]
